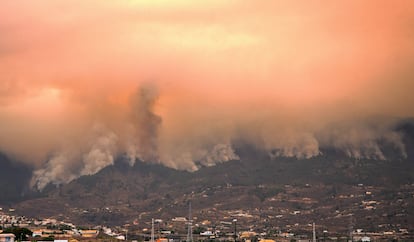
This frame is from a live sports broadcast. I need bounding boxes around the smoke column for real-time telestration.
[128,83,162,163]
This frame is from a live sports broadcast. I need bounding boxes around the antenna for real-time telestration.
[348,215,354,242]
[151,218,155,242]
[312,222,316,242]
[187,201,193,242]
[233,219,237,242]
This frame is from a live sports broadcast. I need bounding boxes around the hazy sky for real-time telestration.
[1,1,414,189]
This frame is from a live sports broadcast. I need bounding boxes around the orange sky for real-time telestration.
[1,1,414,189]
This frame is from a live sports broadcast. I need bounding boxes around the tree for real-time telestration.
[193,226,206,234]
[2,227,33,240]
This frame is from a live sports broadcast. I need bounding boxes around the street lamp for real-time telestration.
[233,219,237,242]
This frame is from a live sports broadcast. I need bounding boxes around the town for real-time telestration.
[1,191,413,242]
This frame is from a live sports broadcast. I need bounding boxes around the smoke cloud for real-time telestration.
[31,124,118,190]
[0,1,414,190]
[128,83,162,163]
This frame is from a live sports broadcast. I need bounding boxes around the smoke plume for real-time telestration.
[128,83,162,163]
[0,1,413,190]
[31,124,118,190]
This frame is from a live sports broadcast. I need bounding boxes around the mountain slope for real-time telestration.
[0,153,32,203]
[3,121,414,231]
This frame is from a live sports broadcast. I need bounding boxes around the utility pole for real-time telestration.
[312,222,316,242]
[187,201,193,242]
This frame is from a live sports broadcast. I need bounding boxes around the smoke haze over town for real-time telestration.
[0,1,414,190]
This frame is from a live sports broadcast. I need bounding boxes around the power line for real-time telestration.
[187,201,193,242]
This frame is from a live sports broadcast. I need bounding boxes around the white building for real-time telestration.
[200,231,214,236]
[0,233,15,242]
[361,236,371,242]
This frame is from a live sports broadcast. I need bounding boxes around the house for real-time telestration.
[240,231,257,239]
[32,230,42,237]
[80,230,98,238]
[361,236,371,242]
[172,217,187,222]
[0,233,15,242]
[200,231,214,236]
